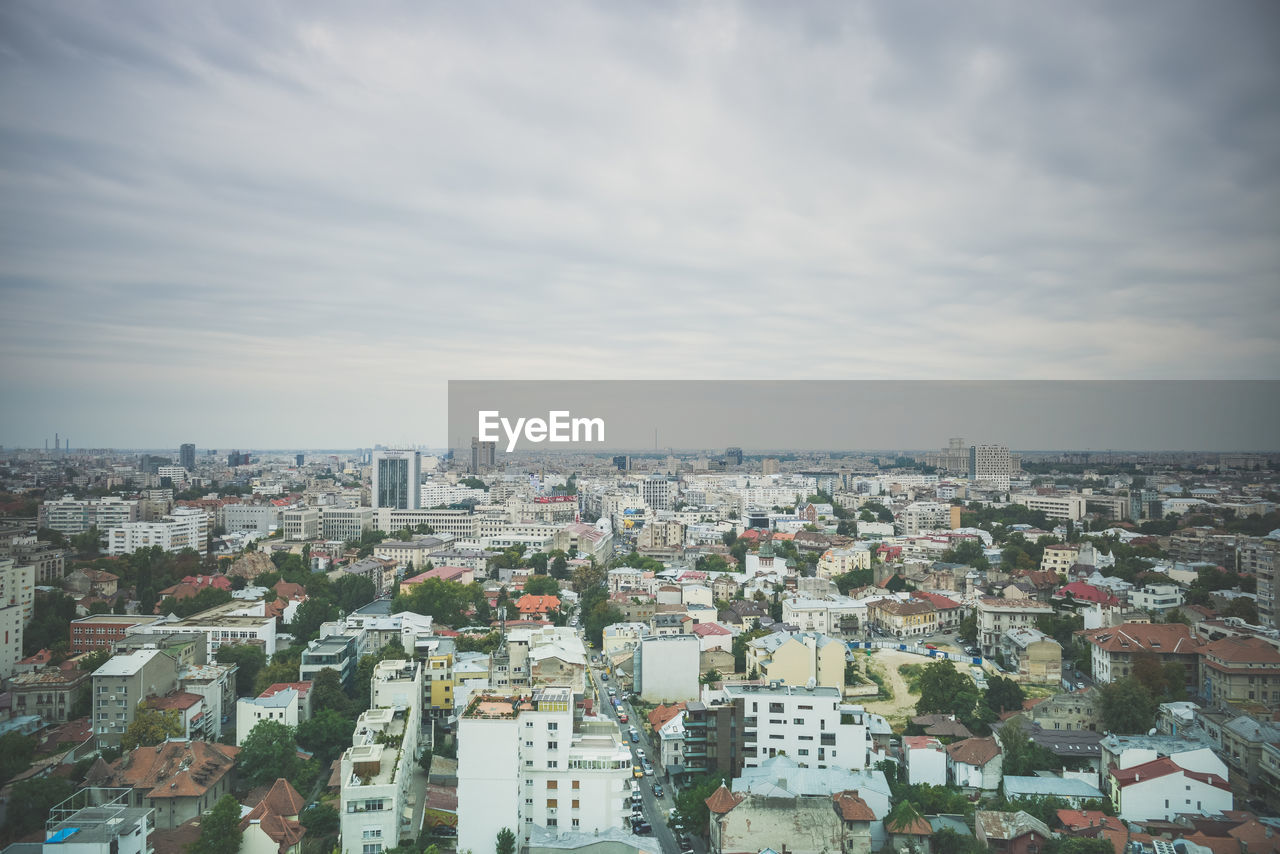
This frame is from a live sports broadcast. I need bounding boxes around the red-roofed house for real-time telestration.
[1109,757,1232,822]
[146,691,210,742]
[515,594,560,620]
[260,682,314,719]
[240,778,306,854]
[402,565,475,588]
[1079,623,1203,690]
[1054,582,1121,607]
[911,591,965,630]
[689,622,733,653]
[904,735,946,785]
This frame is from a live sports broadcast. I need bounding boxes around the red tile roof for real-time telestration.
[1110,756,1230,792]
[1080,622,1202,654]
[946,736,1001,767]
[1055,582,1121,606]
[260,682,312,699]
[705,783,745,815]
[833,791,876,821]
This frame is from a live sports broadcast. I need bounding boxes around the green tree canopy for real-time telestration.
[333,574,377,614]
[916,660,978,719]
[296,709,356,767]
[215,643,266,697]
[300,803,339,838]
[524,575,560,596]
[1099,677,1159,734]
[309,668,353,719]
[122,705,185,751]
[985,676,1025,715]
[674,774,726,834]
[189,794,243,854]
[0,733,36,785]
[997,722,1062,776]
[237,720,301,790]
[2,776,76,839]
[496,828,517,854]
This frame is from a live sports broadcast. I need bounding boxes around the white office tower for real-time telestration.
[968,444,1012,490]
[372,450,421,510]
[339,660,423,854]
[457,687,632,853]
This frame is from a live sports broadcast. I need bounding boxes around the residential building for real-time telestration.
[339,557,397,596]
[92,739,239,829]
[1240,538,1279,629]
[8,665,90,724]
[91,647,181,748]
[911,591,965,631]
[896,502,950,535]
[372,450,421,510]
[42,788,154,854]
[1000,627,1062,684]
[904,735,946,785]
[947,737,1003,792]
[974,598,1054,658]
[711,757,892,853]
[552,523,614,563]
[817,547,871,580]
[456,687,632,853]
[1039,544,1081,574]
[1130,583,1185,616]
[145,691,212,743]
[1001,775,1104,807]
[1026,688,1101,732]
[373,538,448,570]
[1078,623,1202,692]
[634,635,700,703]
[682,697,741,781]
[300,634,359,690]
[974,810,1054,854]
[64,567,120,598]
[240,778,306,854]
[723,682,869,771]
[338,660,423,854]
[656,709,686,774]
[1109,757,1232,821]
[39,496,139,535]
[0,558,34,678]
[744,631,846,690]
[70,615,156,654]
[1011,492,1089,522]
[417,637,456,722]
[969,444,1012,489]
[867,599,937,638]
[782,594,862,637]
[237,687,303,745]
[1199,635,1280,711]
[107,507,208,557]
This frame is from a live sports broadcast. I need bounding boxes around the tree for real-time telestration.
[237,720,301,790]
[291,596,341,643]
[985,676,1025,715]
[296,709,357,766]
[254,652,301,695]
[333,574,377,614]
[122,705,185,751]
[309,668,353,719]
[916,660,978,719]
[940,539,989,570]
[674,773,725,832]
[80,648,114,674]
[997,722,1060,776]
[885,798,926,835]
[300,803,339,838]
[496,828,517,854]
[1099,678,1158,734]
[1045,839,1116,854]
[189,794,243,854]
[524,575,560,596]
[216,644,266,697]
[0,733,36,785]
[1,775,75,839]
[700,669,722,685]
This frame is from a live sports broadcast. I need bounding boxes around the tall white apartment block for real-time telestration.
[457,687,632,854]
[339,660,423,854]
[896,502,951,535]
[0,558,35,679]
[969,444,1012,490]
[106,507,208,557]
[39,496,139,535]
[723,682,870,771]
[372,450,421,510]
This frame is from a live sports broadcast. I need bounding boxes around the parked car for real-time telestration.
[652,782,664,797]
[642,761,654,776]
[635,748,646,761]
[619,712,628,723]
[630,730,640,743]
[633,765,644,778]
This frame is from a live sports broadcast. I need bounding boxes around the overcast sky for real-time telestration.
[1,2,1277,450]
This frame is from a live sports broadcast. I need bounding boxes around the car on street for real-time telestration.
[635,748,646,760]
[652,782,663,797]
[619,712,628,723]
[642,761,654,776]
[633,765,644,778]
[630,730,640,743]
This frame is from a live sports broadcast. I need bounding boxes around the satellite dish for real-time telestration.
[806,677,816,689]
[1148,728,1157,736]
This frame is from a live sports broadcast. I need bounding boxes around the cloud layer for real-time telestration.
[2,1,1277,448]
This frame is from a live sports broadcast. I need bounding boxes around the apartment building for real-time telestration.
[974,598,1054,658]
[221,503,282,534]
[236,686,305,745]
[1110,758,1232,822]
[339,660,423,854]
[1130,584,1185,616]
[1010,492,1089,522]
[457,687,632,853]
[816,546,871,580]
[634,634,700,702]
[374,508,479,540]
[1199,635,1280,711]
[91,647,181,748]
[8,665,90,723]
[782,593,862,637]
[107,507,208,557]
[867,599,937,638]
[136,601,278,658]
[39,496,139,535]
[724,682,870,771]
[281,507,320,541]
[0,558,34,679]
[969,444,1012,489]
[1000,627,1062,684]
[1240,538,1279,629]
[1078,623,1202,692]
[70,615,158,653]
[373,537,449,570]
[896,502,951,535]
[1039,543,1081,574]
[744,631,846,690]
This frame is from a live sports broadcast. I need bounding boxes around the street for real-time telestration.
[587,652,693,854]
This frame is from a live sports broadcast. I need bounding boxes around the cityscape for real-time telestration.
[2,3,1278,854]
[1,440,1279,854]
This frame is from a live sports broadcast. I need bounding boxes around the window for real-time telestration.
[571,780,580,789]
[362,830,382,839]
[548,761,557,768]
[547,799,557,808]
[525,779,533,786]
[793,718,804,725]
[363,845,382,854]
[548,742,558,750]
[547,781,558,789]
[572,799,579,808]
[525,798,533,805]
[548,722,558,730]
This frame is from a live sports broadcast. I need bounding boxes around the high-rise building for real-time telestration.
[179,443,195,470]
[457,687,631,852]
[725,447,744,466]
[295,453,305,466]
[470,438,496,473]
[969,444,1012,489]
[373,449,421,510]
[762,458,780,475]
[612,455,630,471]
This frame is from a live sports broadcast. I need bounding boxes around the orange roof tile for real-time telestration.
[705,783,745,815]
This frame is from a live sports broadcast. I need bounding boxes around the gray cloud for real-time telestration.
[1,0,1277,448]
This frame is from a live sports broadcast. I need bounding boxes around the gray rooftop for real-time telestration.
[1002,775,1104,799]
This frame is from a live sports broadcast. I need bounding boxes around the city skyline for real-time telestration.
[2,2,1278,449]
